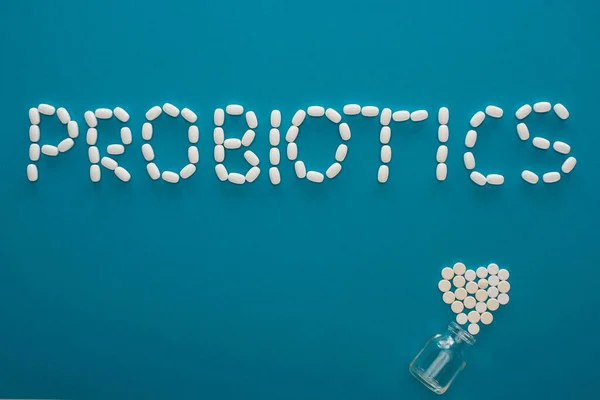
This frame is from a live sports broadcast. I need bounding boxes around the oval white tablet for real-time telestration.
[487,263,499,275]
[438,107,449,125]
[226,104,244,115]
[339,123,351,141]
[476,302,487,314]
[326,162,342,179]
[269,148,280,165]
[553,141,571,154]
[142,143,155,161]
[456,313,468,325]
[543,171,561,183]
[114,107,130,123]
[269,128,280,146]
[343,104,361,115]
[188,146,199,164]
[533,137,550,150]
[294,161,306,178]
[468,323,480,335]
[410,110,428,122]
[214,108,225,126]
[57,138,74,153]
[498,269,510,281]
[553,103,569,120]
[181,108,197,123]
[246,111,258,128]
[107,144,125,155]
[497,293,510,305]
[162,103,179,117]
[380,127,391,144]
[478,278,489,290]
[463,296,476,309]
[114,166,131,182]
[451,301,464,314]
[436,163,447,181]
[452,275,466,288]
[438,125,449,143]
[38,103,55,115]
[242,129,256,146]
[29,108,40,125]
[466,281,478,294]
[271,110,281,127]
[215,164,228,181]
[244,150,259,166]
[179,164,196,179]
[246,166,261,183]
[465,130,477,148]
[377,165,389,183]
[498,281,511,294]
[142,123,153,141]
[487,298,500,311]
[516,123,530,141]
[29,144,40,161]
[516,104,532,120]
[361,106,379,117]
[463,152,475,170]
[453,262,466,275]
[468,311,480,323]
[443,292,456,305]
[90,164,101,182]
[480,312,493,325]
[487,286,499,299]
[286,126,299,142]
[464,269,477,282]
[292,109,306,126]
[84,111,98,128]
[455,288,467,301]
[162,171,180,183]
[269,167,281,185]
[120,127,132,145]
[470,171,486,186]
[325,108,342,123]
[475,289,488,302]
[521,170,539,184]
[307,106,325,117]
[392,110,410,122]
[381,145,392,163]
[101,157,118,170]
[86,128,98,145]
[336,144,348,162]
[441,267,454,280]
[214,145,225,162]
[224,138,242,149]
[26,164,38,182]
[380,108,392,125]
[29,125,40,142]
[534,101,551,113]
[88,146,102,163]
[470,111,485,128]
[56,107,70,124]
[488,275,500,287]
[561,157,577,174]
[307,171,324,183]
[485,105,503,118]
[41,144,59,156]
[287,143,298,160]
[436,145,448,163]
[486,174,504,185]
[212,127,224,145]
[95,108,113,119]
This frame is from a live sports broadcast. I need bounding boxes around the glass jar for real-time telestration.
[409,322,475,395]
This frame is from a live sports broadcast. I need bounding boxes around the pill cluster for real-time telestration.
[436,107,449,181]
[438,262,511,335]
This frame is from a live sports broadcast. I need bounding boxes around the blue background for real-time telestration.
[1,0,599,398]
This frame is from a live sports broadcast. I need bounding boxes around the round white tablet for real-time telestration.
[451,301,464,314]
[488,275,500,287]
[468,323,480,335]
[441,267,454,280]
[476,302,487,314]
[456,313,468,325]
[468,311,480,323]
[442,292,455,304]
[478,278,489,289]
[498,269,510,281]
[480,312,494,325]
[476,267,488,279]
[455,288,467,301]
[497,293,510,305]
[463,296,476,309]
[487,287,499,299]
[453,276,466,288]
[464,270,477,282]
[453,262,466,275]
[438,280,451,292]
[498,281,511,294]
[466,281,478,294]
[475,289,488,302]
[487,298,500,311]
[487,263,499,275]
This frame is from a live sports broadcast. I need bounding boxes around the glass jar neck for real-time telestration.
[445,322,476,347]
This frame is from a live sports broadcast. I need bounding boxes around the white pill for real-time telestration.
[228,172,245,185]
[26,164,38,182]
[521,170,539,184]
[487,298,500,311]
[562,157,577,174]
[436,163,447,181]
[438,107,449,125]
[68,120,80,139]
[142,143,155,161]
[56,107,70,124]
[381,145,392,163]
[451,301,464,314]
[463,152,475,170]
[145,106,162,121]
[488,275,500,286]
[468,323,480,335]
[162,103,179,117]
[438,125,449,143]
[242,129,256,147]
[456,313,468,325]
[480,312,493,325]
[534,101,552,113]
[438,279,451,292]
[41,144,59,156]
[533,137,550,150]
[307,171,324,183]
[543,172,561,183]
[226,104,244,115]
[516,123,530,141]
[361,106,379,117]
[553,103,569,120]
[214,145,225,162]
[271,110,281,127]
[95,108,113,119]
[326,162,342,179]
[215,164,228,181]
[88,146,100,163]
[142,123,153,141]
[246,166,261,183]
[179,164,196,179]
[498,281,511,294]
[269,128,280,146]
[466,281,478,294]
[464,269,477,282]
[487,286,499,299]
[325,108,342,124]
[343,104,361,115]
[553,141,571,154]
[485,105,503,118]
[475,289,488,302]
[286,126,299,142]
[392,110,410,122]
[86,128,98,145]
[468,311,480,324]
[441,267,454,280]
[487,263,499,275]
[499,269,510,282]
[339,123,351,141]
[292,109,306,126]
[410,110,428,122]
[287,143,298,160]
[269,167,281,185]
[101,157,118,170]
[295,161,306,178]
[470,111,485,128]
[114,166,131,182]
[107,144,125,155]
[463,296,476,309]
[114,107,130,123]
[120,127,132,145]
[270,148,280,165]
[246,111,258,128]
[38,103,55,115]
[380,127,391,144]
[162,171,180,183]
[307,106,325,117]
[476,302,487,314]
[335,144,348,162]
[214,108,225,126]
[244,150,259,166]
[487,174,504,185]
[465,130,477,148]
[478,278,489,290]
[188,126,200,144]
[498,293,510,305]
[443,292,456,304]
[455,288,467,301]
[453,275,466,288]
[29,125,40,142]
[188,146,199,164]
[29,108,40,125]
[516,104,532,120]
[377,165,389,183]
[380,108,392,125]
[436,145,448,163]
[181,108,197,123]
[213,127,224,145]
[90,164,101,182]
[29,144,40,161]
[470,171,487,186]
[84,110,97,127]
[453,262,466,275]
[224,138,241,149]
[58,138,74,152]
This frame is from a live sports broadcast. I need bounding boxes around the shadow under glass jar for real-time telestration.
[409,322,475,395]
